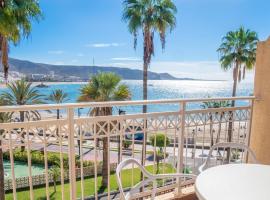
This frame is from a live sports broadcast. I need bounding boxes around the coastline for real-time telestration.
[0,81,88,88]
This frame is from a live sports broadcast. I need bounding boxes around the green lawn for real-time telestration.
[6,164,175,200]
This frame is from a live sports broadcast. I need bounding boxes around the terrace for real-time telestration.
[0,96,254,200]
[1,37,270,200]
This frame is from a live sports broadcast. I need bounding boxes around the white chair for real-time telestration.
[116,158,196,200]
[198,142,258,173]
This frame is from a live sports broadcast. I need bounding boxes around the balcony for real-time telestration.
[0,96,254,200]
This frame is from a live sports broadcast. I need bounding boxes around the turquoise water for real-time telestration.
[0,80,254,113]
[0,80,253,178]
[4,160,44,179]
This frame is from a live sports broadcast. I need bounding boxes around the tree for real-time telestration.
[1,80,44,151]
[215,101,231,145]
[123,0,177,170]
[0,97,12,200]
[78,72,131,188]
[0,0,42,81]
[217,27,258,144]
[202,100,231,147]
[123,0,177,112]
[201,101,216,147]
[49,165,60,193]
[150,133,170,173]
[47,89,69,119]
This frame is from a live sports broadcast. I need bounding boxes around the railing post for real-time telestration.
[176,102,186,196]
[67,108,77,200]
[246,99,255,162]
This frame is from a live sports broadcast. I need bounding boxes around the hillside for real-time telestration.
[7,58,185,81]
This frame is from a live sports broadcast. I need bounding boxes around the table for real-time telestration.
[195,164,270,200]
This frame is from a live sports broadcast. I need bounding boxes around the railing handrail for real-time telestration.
[0,96,255,112]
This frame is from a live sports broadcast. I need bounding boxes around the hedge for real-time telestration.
[3,150,94,168]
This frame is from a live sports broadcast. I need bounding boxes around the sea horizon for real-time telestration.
[0,79,254,114]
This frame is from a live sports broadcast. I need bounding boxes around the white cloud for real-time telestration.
[48,50,64,55]
[85,43,125,48]
[111,57,141,61]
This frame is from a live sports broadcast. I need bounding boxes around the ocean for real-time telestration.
[0,80,254,114]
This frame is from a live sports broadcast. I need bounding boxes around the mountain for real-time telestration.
[7,58,186,81]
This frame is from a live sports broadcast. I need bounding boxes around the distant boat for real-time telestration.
[36,82,49,88]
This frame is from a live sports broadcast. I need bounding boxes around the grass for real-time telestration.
[5,164,175,200]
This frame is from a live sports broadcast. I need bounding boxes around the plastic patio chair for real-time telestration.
[116,158,196,200]
[198,142,258,173]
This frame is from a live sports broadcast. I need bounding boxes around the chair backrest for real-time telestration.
[116,158,196,200]
[199,142,258,173]
[116,158,155,200]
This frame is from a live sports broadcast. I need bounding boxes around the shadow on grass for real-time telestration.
[97,185,106,194]
[36,191,56,200]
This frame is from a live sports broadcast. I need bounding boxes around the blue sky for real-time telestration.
[10,0,270,80]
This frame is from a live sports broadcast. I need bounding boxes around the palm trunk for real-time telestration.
[101,137,108,187]
[216,112,224,144]
[0,36,9,83]
[143,61,148,113]
[54,181,56,193]
[0,130,5,200]
[56,109,60,136]
[56,109,60,120]
[227,63,239,161]
[141,61,148,167]
[141,29,151,181]
[101,107,112,188]
[20,111,25,152]
[209,114,214,147]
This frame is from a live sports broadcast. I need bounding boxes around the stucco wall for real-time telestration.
[250,37,270,164]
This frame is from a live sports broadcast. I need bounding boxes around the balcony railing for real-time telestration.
[0,96,254,200]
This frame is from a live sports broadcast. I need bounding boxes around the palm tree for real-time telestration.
[78,72,131,188]
[0,97,12,200]
[123,0,177,170]
[49,165,60,193]
[202,100,231,147]
[122,0,177,113]
[1,80,44,151]
[47,89,69,119]
[215,101,231,144]
[201,101,216,147]
[217,27,258,144]
[0,0,42,81]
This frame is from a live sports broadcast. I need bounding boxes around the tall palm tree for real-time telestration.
[1,79,44,151]
[217,27,258,100]
[0,0,42,81]
[202,100,231,147]
[123,0,177,169]
[201,101,216,147]
[0,97,12,200]
[47,89,69,119]
[215,101,231,145]
[217,27,258,144]
[122,0,177,113]
[78,72,131,188]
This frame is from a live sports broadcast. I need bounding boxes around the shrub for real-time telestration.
[150,133,170,152]
[149,133,170,173]
[3,150,93,169]
[122,140,132,149]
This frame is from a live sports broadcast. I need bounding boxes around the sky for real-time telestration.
[9,0,270,80]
